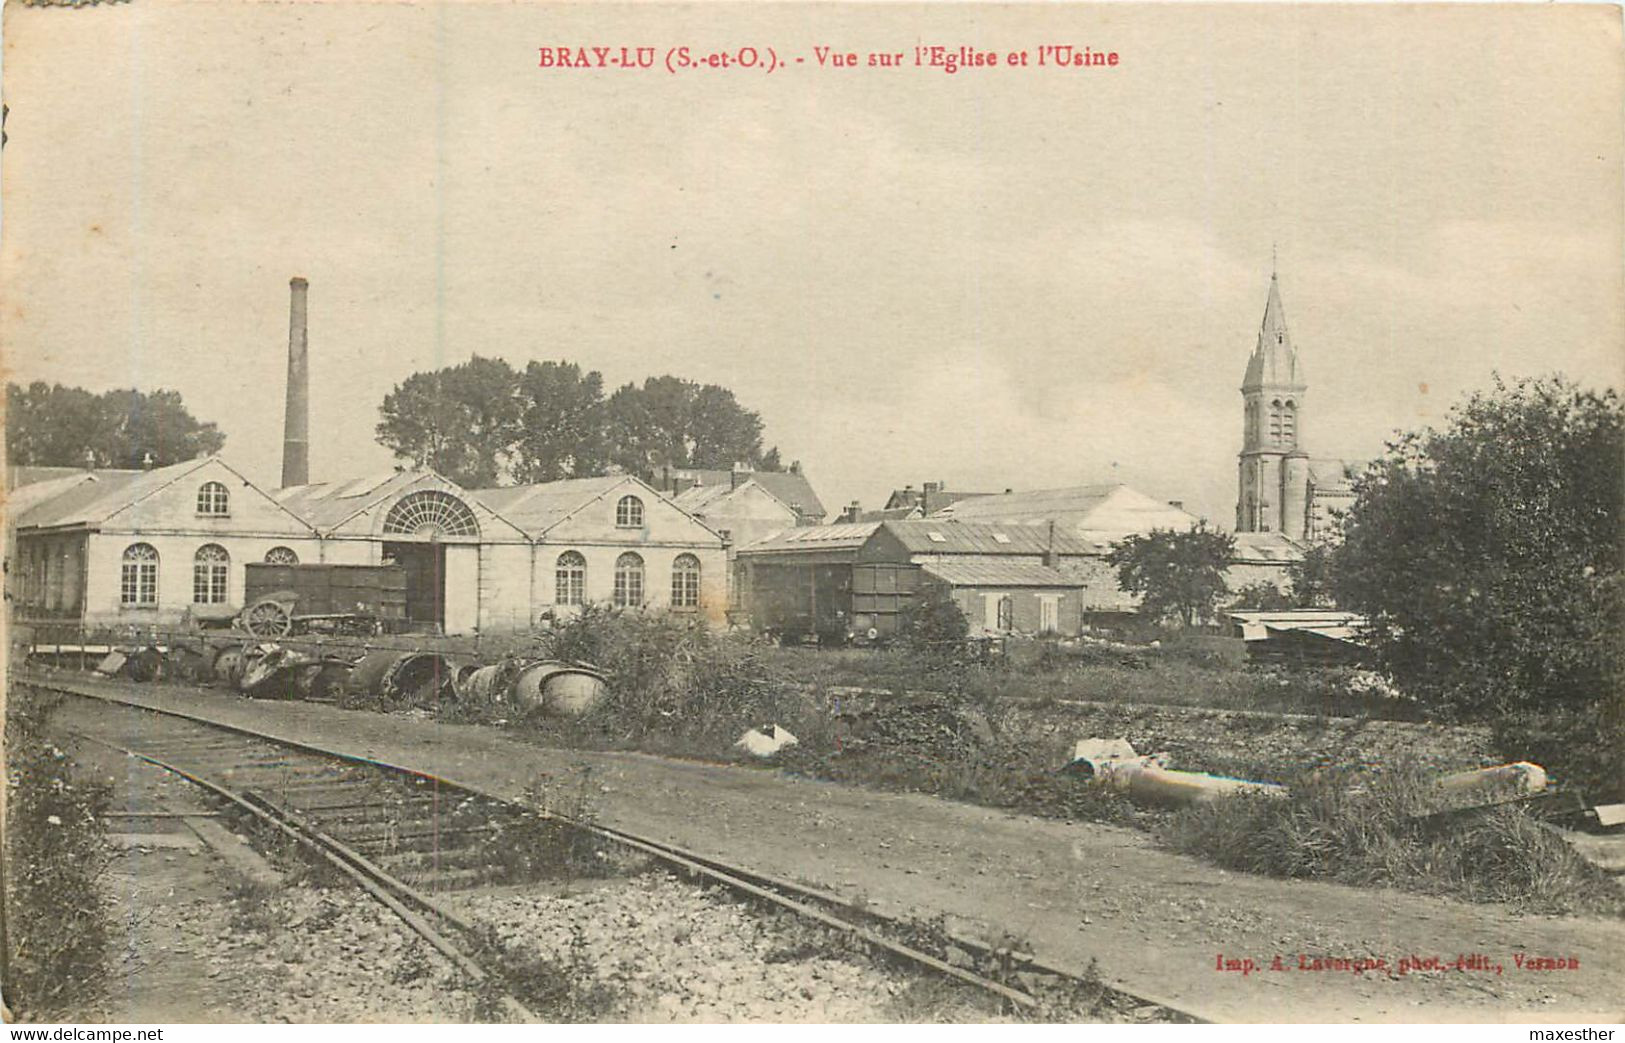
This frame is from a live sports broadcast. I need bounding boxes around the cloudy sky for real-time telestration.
[4,3,1620,522]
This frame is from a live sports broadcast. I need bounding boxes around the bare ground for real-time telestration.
[44,676,1625,1024]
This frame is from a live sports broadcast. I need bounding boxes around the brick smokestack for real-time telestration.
[281,276,311,488]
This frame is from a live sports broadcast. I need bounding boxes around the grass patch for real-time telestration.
[755,639,1425,721]
[1162,764,1625,916]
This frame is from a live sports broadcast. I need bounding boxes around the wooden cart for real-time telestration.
[237,563,408,638]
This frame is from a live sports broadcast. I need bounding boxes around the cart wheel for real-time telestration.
[242,600,293,639]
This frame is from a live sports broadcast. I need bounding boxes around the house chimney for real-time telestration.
[923,481,941,496]
[789,460,802,475]
[281,277,311,488]
[842,500,862,523]
[730,462,751,490]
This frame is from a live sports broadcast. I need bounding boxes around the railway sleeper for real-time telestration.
[333,824,501,850]
[310,809,500,831]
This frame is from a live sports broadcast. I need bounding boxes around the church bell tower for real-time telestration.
[1236,270,1309,538]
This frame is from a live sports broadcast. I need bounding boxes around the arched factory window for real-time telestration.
[197,481,230,516]
[264,546,300,565]
[613,552,644,608]
[671,554,701,609]
[615,495,645,528]
[121,543,159,606]
[193,544,230,604]
[382,490,480,539]
[555,551,587,606]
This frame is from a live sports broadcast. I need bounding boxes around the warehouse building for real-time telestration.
[733,519,1133,642]
[8,459,727,632]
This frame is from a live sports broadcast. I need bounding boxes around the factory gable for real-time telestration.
[16,457,315,538]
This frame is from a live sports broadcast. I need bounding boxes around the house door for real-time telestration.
[383,541,445,630]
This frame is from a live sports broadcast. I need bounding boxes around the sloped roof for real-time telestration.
[1308,458,1366,492]
[1230,531,1306,563]
[884,487,998,514]
[921,561,1081,588]
[6,471,107,521]
[935,484,1199,541]
[737,522,881,554]
[858,506,923,522]
[274,470,430,530]
[8,465,139,491]
[1229,609,1366,643]
[668,482,734,514]
[13,458,213,530]
[662,468,826,521]
[885,520,1105,556]
[473,475,639,537]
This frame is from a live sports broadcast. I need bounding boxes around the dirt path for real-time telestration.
[45,677,1625,1023]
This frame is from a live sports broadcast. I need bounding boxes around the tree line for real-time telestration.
[5,382,225,469]
[373,357,783,488]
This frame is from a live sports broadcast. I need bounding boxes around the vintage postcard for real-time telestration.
[2,0,1621,1029]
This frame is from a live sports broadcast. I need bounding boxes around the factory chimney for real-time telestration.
[281,276,311,488]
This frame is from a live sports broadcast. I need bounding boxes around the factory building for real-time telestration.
[6,277,726,633]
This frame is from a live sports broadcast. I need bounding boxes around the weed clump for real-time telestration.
[1162,764,1624,915]
[2,688,113,1019]
[536,607,817,747]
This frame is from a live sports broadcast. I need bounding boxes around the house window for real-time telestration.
[671,554,701,609]
[555,551,586,606]
[264,546,299,565]
[197,481,230,516]
[616,495,645,528]
[998,596,1014,632]
[121,543,159,606]
[193,544,230,604]
[613,552,644,607]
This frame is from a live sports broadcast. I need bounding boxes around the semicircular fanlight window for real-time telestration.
[382,490,480,539]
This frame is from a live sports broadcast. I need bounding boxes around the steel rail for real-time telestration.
[63,725,537,1023]
[27,675,1204,1021]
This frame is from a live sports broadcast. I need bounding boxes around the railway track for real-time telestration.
[20,674,1205,1023]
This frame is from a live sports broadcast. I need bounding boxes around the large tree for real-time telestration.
[1286,541,1337,608]
[375,356,523,487]
[377,360,784,487]
[514,360,607,483]
[602,375,779,478]
[1108,522,1236,627]
[6,382,225,469]
[1332,375,1622,719]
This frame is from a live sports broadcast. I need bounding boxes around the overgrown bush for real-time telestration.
[538,607,811,744]
[896,585,969,658]
[1163,764,1623,915]
[1491,699,1624,804]
[3,688,113,1017]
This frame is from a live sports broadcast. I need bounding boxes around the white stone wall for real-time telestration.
[478,542,536,632]
[532,542,728,624]
[83,531,326,624]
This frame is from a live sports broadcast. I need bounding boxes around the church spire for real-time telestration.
[1243,270,1303,391]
